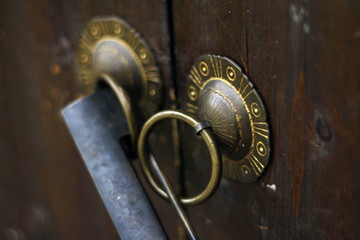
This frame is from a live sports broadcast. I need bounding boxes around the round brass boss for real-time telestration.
[77,16,162,119]
[185,55,271,182]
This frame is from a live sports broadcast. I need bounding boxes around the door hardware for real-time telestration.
[140,56,271,208]
[77,16,163,144]
[66,16,200,239]
[64,16,270,239]
[62,88,167,239]
[185,55,271,182]
[136,57,271,234]
[77,18,270,185]
[138,110,221,206]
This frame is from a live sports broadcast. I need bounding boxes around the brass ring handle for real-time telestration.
[99,74,138,146]
[137,110,222,206]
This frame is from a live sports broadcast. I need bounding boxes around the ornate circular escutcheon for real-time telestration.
[185,55,270,182]
[77,16,162,118]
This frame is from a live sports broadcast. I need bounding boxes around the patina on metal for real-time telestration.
[138,110,222,205]
[77,16,162,119]
[185,55,270,182]
[62,88,167,240]
[99,73,137,146]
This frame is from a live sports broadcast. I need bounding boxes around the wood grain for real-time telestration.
[172,0,360,239]
[1,0,359,239]
[0,0,178,239]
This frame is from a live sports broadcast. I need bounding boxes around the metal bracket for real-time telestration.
[185,55,271,182]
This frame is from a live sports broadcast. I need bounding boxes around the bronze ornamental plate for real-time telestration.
[77,16,162,118]
[185,55,270,182]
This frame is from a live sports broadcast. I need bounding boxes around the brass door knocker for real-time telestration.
[75,17,270,240]
[184,55,271,183]
[138,110,221,206]
[77,16,162,145]
[136,56,270,239]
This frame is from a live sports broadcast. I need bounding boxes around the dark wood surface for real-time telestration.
[0,0,179,239]
[172,0,360,239]
[1,0,359,239]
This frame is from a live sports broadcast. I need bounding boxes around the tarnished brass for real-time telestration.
[100,73,137,145]
[185,55,271,182]
[138,110,221,206]
[77,16,162,120]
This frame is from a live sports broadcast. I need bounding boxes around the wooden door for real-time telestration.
[1,0,359,239]
[172,1,360,239]
[0,0,178,239]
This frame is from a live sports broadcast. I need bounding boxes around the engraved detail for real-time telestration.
[188,85,198,101]
[189,67,203,89]
[197,80,252,156]
[185,55,270,182]
[226,66,236,81]
[241,164,252,179]
[248,154,264,176]
[77,17,162,118]
[139,48,149,63]
[199,61,209,76]
[79,52,89,64]
[251,102,261,117]
[256,141,266,156]
[198,86,241,152]
[113,23,123,36]
[210,56,221,78]
[254,129,269,139]
[90,24,100,37]
[186,103,198,114]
